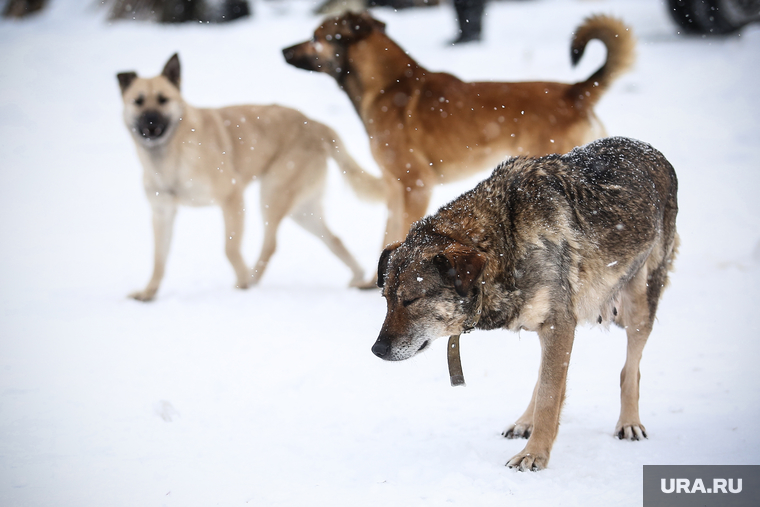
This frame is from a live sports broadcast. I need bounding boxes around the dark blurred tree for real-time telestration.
[3,0,48,18]
[106,0,250,23]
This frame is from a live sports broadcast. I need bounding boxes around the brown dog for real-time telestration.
[283,12,635,245]
[373,137,679,471]
[118,54,385,300]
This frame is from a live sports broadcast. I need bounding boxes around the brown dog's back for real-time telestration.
[285,12,636,246]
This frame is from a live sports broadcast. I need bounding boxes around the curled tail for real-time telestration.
[321,126,386,203]
[569,15,635,108]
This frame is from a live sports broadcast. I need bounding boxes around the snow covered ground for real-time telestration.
[1,0,759,505]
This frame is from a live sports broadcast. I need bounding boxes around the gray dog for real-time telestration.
[374,137,679,471]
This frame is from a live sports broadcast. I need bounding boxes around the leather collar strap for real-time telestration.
[447,287,483,387]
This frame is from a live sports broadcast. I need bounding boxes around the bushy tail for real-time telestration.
[568,15,635,109]
[322,126,386,203]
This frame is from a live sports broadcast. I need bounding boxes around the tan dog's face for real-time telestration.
[282,12,385,80]
[373,237,486,361]
[117,54,184,148]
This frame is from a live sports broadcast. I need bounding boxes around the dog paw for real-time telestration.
[234,280,249,290]
[506,449,548,472]
[129,289,156,302]
[249,269,263,287]
[502,422,532,439]
[615,422,648,441]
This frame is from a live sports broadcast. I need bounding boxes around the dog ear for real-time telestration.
[358,11,386,33]
[117,72,137,94]
[339,11,383,41]
[161,53,181,90]
[377,242,402,288]
[433,244,486,297]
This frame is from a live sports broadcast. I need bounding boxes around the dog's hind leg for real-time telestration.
[220,191,251,289]
[291,196,365,287]
[130,201,177,302]
[614,262,662,440]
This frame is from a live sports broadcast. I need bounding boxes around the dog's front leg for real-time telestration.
[381,176,408,245]
[381,169,433,245]
[130,201,177,302]
[507,320,575,471]
[220,192,250,289]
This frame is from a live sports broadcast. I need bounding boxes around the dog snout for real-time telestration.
[138,110,168,139]
[372,336,391,359]
[282,43,316,71]
[282,45,298,63]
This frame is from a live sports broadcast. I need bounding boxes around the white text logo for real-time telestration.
[661,478,742,494]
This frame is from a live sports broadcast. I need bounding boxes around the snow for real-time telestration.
[1,0,759,505]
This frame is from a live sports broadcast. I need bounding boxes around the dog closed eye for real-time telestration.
[403,297,421,307]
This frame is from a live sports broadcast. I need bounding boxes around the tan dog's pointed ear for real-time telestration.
[433,243,486,297]
[377,241,402,288]
[161,53,181,90]
[117,72,137,94]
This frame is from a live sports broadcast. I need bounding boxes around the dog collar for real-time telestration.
[447,286,484,387]
[463,284,484,332]
[447,334,466,387]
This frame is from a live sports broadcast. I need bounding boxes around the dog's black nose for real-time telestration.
[282,44,314,71]
[282,46,296,63]
[138,110,168,139]
[142,111,161,123]
[372,338,390,358]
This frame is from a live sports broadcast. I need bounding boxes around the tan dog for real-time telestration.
[118,54,384,301]
[284,12,634,245]
[373,137,679,470]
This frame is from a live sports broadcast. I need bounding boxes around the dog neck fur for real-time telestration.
[339,32,423,121]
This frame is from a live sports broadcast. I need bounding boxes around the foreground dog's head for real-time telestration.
[117,53,184,148]
[373,232,487,361]
[282,11,386,80]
